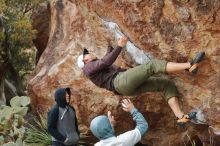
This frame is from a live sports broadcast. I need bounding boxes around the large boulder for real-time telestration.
[28,0,220,145]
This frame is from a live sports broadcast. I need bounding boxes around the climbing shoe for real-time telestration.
[177,112,197,126]
[188,52,205,74]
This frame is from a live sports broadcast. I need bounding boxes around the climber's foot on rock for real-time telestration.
[177,112,197,126]
[188,52,205,74]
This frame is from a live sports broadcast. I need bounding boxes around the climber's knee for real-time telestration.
[146,59,168,74]
[164,80,180,102]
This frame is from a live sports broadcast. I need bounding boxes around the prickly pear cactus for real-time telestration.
[0,96,30,145]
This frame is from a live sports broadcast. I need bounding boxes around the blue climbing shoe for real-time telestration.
[189,52,205,74]
[177,112,197,126]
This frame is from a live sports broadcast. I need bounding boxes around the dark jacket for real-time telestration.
[82,46,126,93]
[48,88,80,145]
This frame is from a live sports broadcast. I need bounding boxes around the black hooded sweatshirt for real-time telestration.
[47,88,80,145]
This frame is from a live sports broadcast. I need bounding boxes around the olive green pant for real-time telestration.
[113,59,179,102]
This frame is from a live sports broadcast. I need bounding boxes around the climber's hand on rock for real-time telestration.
[121,99,134,113]
[117,37,128,47]
[108,111,116,127]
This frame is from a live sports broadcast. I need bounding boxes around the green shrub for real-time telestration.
[25,114,51,146]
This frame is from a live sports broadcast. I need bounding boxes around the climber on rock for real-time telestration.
[90,98,148,146]
[48,88,80,146]
[77,37,205,125]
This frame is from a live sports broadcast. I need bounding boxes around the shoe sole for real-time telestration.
[189,52,205,74]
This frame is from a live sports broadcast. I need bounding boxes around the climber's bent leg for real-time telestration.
[166,51,205,74]
[132,77,186,117]
[113,59,196,95]
[168,97,196,126]
[132,77,180,101]
[113,59,167,95]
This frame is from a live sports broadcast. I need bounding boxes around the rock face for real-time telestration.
[28,0,220,145]
[32,2,50,63]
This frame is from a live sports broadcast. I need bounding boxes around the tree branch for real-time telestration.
[23,3,33,15]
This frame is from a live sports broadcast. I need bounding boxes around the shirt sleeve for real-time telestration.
[104,46,114,56]
[130,107,148,137]
[116,128,141,145]
[83,46,122,75]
